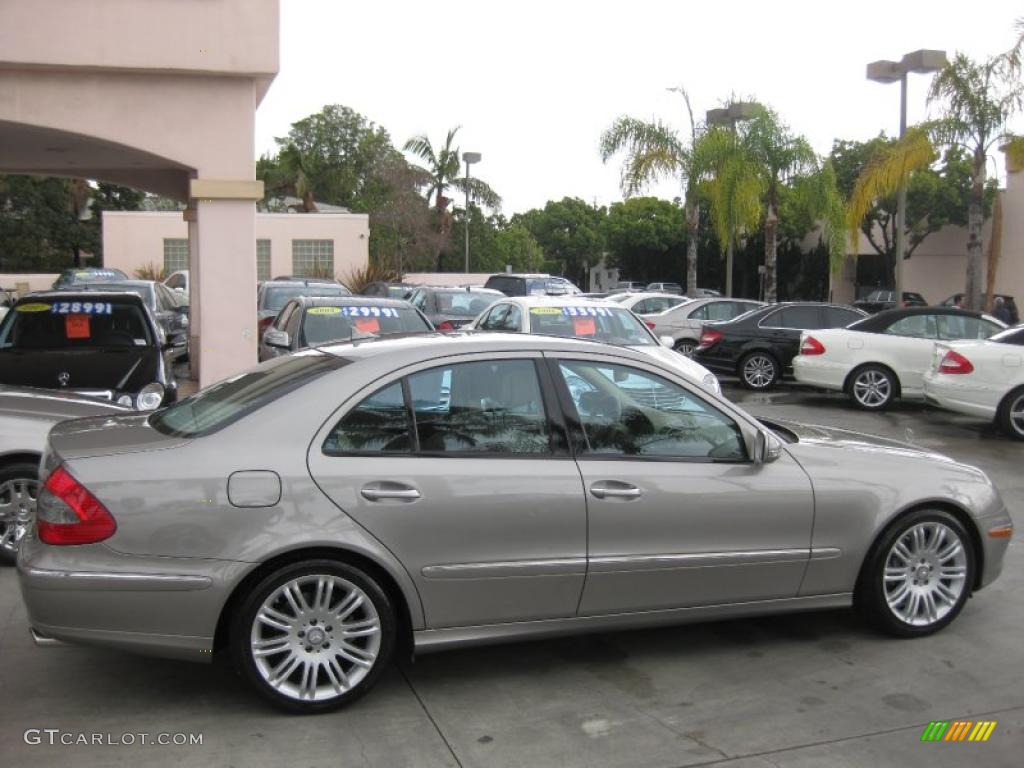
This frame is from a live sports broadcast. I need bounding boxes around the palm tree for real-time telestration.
[403,127,500,271]
[927,50,1024,310]
[257,147,318,213]
[599,87,703,294]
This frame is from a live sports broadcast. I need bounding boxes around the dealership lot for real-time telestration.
[1,382,1021,768]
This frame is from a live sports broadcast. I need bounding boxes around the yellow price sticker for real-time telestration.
[529,307,563,315]
[15,302,52,313]
[307,306,343,315]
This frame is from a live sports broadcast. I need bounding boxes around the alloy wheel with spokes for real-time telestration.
[998,387,1024,441]
[234,560,395,712]
[860,510,974,637]
[0,464,40,565]
[674,340,696,357]
[850,365,895,410]
[739,352,779,390]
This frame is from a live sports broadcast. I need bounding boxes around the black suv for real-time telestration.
[693,302,867,390]
[484,273,581,297]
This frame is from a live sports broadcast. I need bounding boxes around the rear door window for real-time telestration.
[824,307,863,327]
[884,314,938,338]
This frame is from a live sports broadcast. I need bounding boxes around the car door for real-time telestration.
[757,306,819,366]
[477,303,511,331]
[307,354,588,629]
[549,355,814,615]
[878,314,939,394]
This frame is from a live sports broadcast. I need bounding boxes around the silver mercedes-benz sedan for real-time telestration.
[17,333,1014,713]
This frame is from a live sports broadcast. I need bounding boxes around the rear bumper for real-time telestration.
[922,371,999,420]
[791,357,847,391]
[17,532,249,663]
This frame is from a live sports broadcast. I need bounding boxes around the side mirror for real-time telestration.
[753,430,783,464]
[660,335,674,348]
[263,329,291,349]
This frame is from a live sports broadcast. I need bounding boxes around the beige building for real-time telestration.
[102,212,368,283]
[0,0,279,386]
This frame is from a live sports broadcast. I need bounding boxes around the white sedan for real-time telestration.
[792,308,1006,410]
[923,324,1024,439]
[468,295,722,395]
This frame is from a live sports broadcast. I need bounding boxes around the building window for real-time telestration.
[163,238,189,274]
[291,239,334,278]
[257,239,271,282]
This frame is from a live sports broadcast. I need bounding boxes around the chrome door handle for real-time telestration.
[361,487,421,501]
[590,483,642,499]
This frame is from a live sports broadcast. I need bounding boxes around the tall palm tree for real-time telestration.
[927,50,1024,310]
[403,126,500,271]
[599,87,703,294]
[257,147,318,212]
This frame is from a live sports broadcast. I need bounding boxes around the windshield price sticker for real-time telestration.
[562,306,610,317]
[307,306,343,316]
[65,314,91,339]
[15,302,52,313]
[340,306,398,318]
[50,301,114,315]
[529,307,563,315]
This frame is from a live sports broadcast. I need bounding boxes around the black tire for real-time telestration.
[674,339,696,357]
[857,509,975,638]
[0,461,40,566]
[738,351,780,390]
[997,386,1024,441]
[231,559,396,713]
[847,364,897,411]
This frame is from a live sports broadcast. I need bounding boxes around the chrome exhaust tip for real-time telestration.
[30,628,65,647]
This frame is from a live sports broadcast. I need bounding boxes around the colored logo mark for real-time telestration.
[920,720,997,742]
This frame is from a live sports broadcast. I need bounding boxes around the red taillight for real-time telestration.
[938,350,974,375]
[698,329,722,348]
[644,320,656,330]
[800,335,826,355]
[436,321,455,331]
[36,466,116,545]
[258,315,275,336]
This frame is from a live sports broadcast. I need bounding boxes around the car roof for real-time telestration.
[292,296,412,308]
[503,295,625,308]
[415,286,503,294]
[22,290,146,303]
[263,280,341,289]
[487,273,550,279]
[76,280,155,289]
[316,330,658,364]
[849,305,996,331]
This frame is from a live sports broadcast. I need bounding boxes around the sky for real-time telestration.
[255,0,1023,215]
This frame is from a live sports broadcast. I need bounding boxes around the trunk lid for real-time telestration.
[47,412,190,461]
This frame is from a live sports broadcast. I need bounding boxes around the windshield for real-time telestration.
[301,305,432,345]
[150,353,344,437]
[527,305,656,346]
[864,290,894,302]
[263,284,348,312]
[435,290,498,317]
[0,298,154,349]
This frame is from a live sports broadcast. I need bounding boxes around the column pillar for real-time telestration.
[189,178,264,388]
[184,206,200,382]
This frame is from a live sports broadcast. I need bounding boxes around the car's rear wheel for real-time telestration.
[0,462,40,565]
[997,386,1024,441]
[232,560,395,713]
[674,339,696,357]
[849,365,896,410]
[859,509,974,637]
[739,352,779,390]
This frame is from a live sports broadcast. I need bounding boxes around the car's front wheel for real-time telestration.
[849,365,896,410]
[0,462,40,565]
[997,386,1024,441]
[739,351,779,390]
[859,510,974,637]
[674,339,696,357]
[232,560,396,713]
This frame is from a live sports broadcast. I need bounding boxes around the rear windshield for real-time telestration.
[990,326,1024,345]
[434,291,498,317]
[262,284,348,312]
[527,306,656,346]
[77,283,155,309]
[301,305,431,345]
[150,353,344,437]
[0,298,154,349]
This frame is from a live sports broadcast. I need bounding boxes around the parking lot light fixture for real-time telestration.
[866,49,947,303]
[462,151,481,273]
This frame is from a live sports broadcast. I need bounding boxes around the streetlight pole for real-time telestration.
[462,151,481,273]
[866,49,946,303]
[706,102,758,298]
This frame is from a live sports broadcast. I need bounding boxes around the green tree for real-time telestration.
[837,133,980,289]
[928,50,1024,309]
[602,197,686,283]
[493,222,544,272]
[599,87,703,293]
[514,197,606,286]
[403,126,501,271]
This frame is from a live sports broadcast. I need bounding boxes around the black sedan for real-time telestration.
[50,267,129,289]
[257,280,351,338]
[259,296,433,361]
[852,289,928,314]
[407,286,504,330]
[693,302,867,390]
[0,291,177,409]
